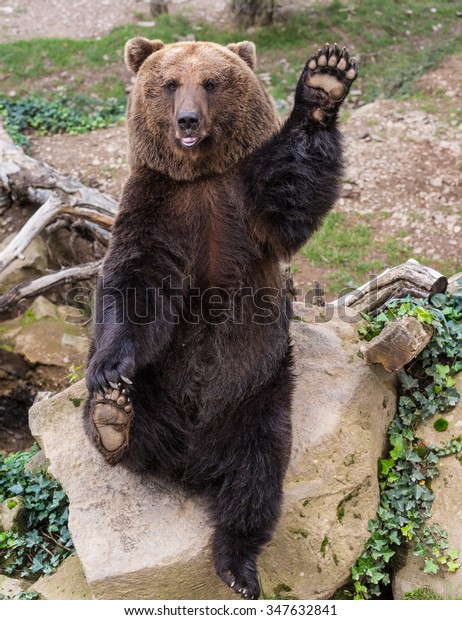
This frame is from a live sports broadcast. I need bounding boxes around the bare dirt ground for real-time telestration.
[0,0,230,41]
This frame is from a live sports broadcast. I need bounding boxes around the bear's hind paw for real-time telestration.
[218,568,260,600]
[89,387,133,464]
[303,43,358,110]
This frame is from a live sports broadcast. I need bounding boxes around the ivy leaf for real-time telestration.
[415,307,434,324]
[435,364,450,379]
[424,558,439,574]
[390,433,405,459]
[447,561,461,573]
[381,458,395,476]
[430,294,447,309]
[399,372,420,391]
[8,483,24,495]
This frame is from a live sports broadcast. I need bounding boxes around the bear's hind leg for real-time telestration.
[86,384,133,465]
[200,353,294,599]
[212,525,266,599]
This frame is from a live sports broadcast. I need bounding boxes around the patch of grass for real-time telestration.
[0,15,191,87]
[300,212,384,294]
[403,587,442,600]
[0,1,460,106]
[301,210,461,296]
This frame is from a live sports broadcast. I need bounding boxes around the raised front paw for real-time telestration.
[301,43,358,117]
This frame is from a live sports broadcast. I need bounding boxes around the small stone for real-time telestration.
[31,554,92,600]
[430,176,444,188]
[29,296,58,320]
[25,450,50,475]
[0,575,28,598]
[0,496,26,533]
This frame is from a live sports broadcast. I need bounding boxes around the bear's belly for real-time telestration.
[156,299,291,411]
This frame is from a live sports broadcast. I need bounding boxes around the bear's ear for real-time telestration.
[125,37,165,73]
[226,41,257,71]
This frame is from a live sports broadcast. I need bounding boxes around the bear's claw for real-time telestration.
[303,42,358,116]
[218,567,260,600]
[89,386,134,464]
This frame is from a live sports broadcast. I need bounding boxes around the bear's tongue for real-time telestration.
[181,136,198,147]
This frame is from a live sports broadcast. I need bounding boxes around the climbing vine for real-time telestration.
[0,93,125,149]
[0,445,74,578]
[352,281,462,599]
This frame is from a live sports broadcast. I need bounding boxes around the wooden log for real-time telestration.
[0,120,118,215]
[0,189,113,274]
[0,120,117,307]
[331,259,448,315]
[360,316,433,372]
[0,261,102,313]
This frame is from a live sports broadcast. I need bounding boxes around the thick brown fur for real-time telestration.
[84,39,358,599]
[125,40,280,181]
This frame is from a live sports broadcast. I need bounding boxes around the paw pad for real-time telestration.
[304,42,358,104]
[91,386,133,459]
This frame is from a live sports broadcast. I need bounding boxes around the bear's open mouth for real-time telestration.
[180,136,200,148]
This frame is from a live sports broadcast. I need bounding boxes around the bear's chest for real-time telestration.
[171,181,261,288]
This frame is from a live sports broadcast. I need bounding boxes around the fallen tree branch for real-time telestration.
[0,261,102,313]
[0,189,113,273]
[0,120,118,214]
[331,259,448,315]
[0,120,117,305]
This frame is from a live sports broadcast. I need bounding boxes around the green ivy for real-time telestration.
[0,591,40,600]
[0,445,74,578]
[0,93,126,148]
[353,280,462,599]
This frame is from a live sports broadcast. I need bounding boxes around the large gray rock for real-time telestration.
[393,373,462,599]
[29,307,396,600]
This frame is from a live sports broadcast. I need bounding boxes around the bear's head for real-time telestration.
[124,38,280,181]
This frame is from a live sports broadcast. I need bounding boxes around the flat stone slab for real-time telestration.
[29,308,396,599]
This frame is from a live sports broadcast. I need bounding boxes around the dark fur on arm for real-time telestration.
[243,77,344,259]
[86,176,185,394]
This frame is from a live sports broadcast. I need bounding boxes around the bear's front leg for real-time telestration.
[85,290,138,464]
[85,341,136,464]
[298,43,358,125]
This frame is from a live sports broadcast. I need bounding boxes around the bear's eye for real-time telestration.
[204,80,217,92]
[165,80,178,92]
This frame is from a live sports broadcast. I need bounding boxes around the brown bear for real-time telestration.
[84,38,357,599]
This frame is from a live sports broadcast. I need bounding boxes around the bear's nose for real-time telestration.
[177,111,200,131]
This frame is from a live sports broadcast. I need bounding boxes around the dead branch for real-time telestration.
[0,189,114,273]
[0,120,118,306]
[0,120,118,214]
[331,259,448,315]
[0,261,102,313]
